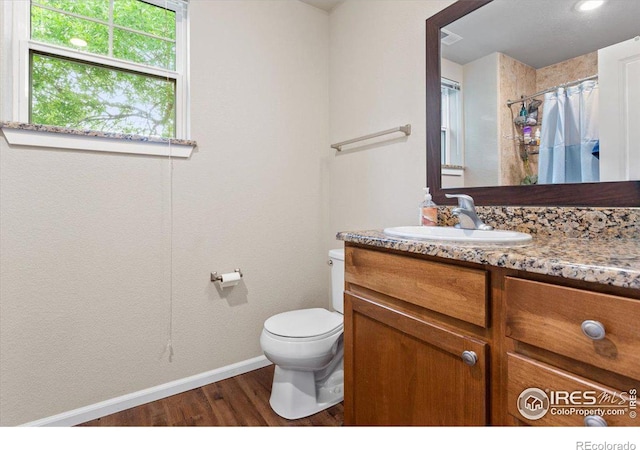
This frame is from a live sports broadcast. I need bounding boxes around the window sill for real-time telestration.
[0,122,197,158]
[442,165,464,177]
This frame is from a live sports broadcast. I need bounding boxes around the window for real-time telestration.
[9,0,189,139]
[441,78,462,167]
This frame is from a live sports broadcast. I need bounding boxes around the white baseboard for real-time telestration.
[21,355,272,427]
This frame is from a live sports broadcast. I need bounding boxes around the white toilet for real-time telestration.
[260,248,345,420]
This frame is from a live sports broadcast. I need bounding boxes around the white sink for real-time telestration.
[383,226,532,245]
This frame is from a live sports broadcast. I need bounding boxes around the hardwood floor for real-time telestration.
[78,365,343,426]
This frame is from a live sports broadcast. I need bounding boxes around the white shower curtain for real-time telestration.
[537,80,600,184]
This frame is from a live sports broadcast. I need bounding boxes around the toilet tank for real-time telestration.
[329,248,345,314]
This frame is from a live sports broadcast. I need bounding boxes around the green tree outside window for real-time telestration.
[30,0,179,138]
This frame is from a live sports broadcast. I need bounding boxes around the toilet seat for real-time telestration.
[264,308,342,339]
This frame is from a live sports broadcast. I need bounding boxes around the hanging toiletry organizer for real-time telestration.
[511,98,541,159]
[507,98,541,185]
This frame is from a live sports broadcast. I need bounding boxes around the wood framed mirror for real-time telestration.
[425,0,640,206]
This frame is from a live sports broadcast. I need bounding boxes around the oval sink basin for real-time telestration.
[383,226,532,245]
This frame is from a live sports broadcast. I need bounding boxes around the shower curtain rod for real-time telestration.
[506,74,598,107]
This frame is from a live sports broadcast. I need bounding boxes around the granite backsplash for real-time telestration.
[438,206,640,239]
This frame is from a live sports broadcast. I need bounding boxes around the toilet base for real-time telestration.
[269,361,344,420]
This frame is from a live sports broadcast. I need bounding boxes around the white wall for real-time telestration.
[0,0,330,426]
[0,0,460,426]
[462,52,499,187]
[327,0,454,245]
[442,58,463,83]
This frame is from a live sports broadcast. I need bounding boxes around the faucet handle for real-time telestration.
[445,193,476,210]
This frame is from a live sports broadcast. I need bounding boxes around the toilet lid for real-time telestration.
[264,308,343,338]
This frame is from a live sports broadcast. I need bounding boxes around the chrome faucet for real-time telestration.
[445,194,493,231]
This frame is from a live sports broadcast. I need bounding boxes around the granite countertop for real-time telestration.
[337,229,640,290]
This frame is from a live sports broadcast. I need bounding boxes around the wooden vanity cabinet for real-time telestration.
[343,246,491,426]
[343,243,640,427]
[504,277,640,427]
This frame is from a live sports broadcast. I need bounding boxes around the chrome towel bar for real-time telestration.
[331,124,411,151]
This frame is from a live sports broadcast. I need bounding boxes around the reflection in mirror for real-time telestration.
[425,0,640,206]
[438,0,640,189]
[441,76,464,180]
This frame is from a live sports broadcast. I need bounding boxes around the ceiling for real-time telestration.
[299,0,343,12]
[297,0,638,68]
[441,0,640,69]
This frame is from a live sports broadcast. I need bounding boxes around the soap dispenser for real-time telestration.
[420,187,438,226]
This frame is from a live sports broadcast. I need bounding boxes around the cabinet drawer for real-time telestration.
[345,247,488,327]
[507,353,637,426]
[505,277,640,380]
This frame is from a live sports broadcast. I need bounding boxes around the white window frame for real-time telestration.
[1,0,192,157]
[441,88,452,165]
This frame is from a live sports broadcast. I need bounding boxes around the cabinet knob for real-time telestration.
[581,320,606,340]
[461,350,478,366]
[584,415,608,427]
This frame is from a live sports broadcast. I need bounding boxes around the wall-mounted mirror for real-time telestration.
[426,0,640,206]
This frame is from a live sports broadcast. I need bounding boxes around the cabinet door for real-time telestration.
[344,292,488,426]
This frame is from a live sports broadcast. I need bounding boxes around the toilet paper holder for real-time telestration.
[211,268,243,283]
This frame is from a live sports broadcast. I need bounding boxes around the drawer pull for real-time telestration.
[581,320,606,340]
[584,415,608,427]
[461,350,478,366]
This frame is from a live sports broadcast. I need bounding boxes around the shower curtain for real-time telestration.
[537,80,600,184]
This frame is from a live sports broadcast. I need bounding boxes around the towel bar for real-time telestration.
[331,124,411,151]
